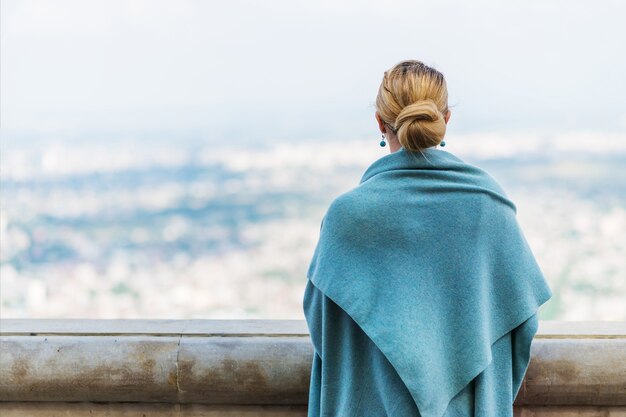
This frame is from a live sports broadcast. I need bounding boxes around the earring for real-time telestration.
[440,140,446,147]
[380,134,386,147]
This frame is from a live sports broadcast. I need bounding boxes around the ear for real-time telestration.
[444,110,451,124]
[375,112,387,133]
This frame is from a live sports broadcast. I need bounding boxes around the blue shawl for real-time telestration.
[303,147,553,417]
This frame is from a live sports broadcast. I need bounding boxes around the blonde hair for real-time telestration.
[375,60,449,151]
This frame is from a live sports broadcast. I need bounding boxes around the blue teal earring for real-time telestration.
[380,134,386,147]
[440,140,446,147]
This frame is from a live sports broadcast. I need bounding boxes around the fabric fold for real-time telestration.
[303,147,552,417]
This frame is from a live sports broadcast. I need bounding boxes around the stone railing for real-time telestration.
[0,319,625,416]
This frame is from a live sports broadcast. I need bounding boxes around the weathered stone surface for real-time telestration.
[0,321,314,403]
[0,319,624,410]
[514,406,626,416]
[0,403,624,417]
[517,338,626,406]
[177,336,312,404]
[0,335,181,402]
[0,403,309,416]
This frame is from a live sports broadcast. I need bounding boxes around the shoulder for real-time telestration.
[466,164,516,212]
[320,184,383,238]
[437,150,515,211]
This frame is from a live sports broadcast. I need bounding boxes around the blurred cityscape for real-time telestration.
[1,132,625,320]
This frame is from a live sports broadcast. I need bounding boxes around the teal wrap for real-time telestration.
[303,147,552,417]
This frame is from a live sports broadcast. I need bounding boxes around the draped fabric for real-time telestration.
[302,147,552,417]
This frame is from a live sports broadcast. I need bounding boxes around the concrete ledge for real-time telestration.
[0,403,309,417]
[518,338,626,406]
[0,403,624,417]
[514,406,626,417]
[1,320,625,409]
[0,320,312,404]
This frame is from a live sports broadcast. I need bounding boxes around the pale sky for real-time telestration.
[2,0,625,143]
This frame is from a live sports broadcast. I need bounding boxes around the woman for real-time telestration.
[302,60,553,417]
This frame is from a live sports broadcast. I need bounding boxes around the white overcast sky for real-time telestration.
[1,0,625,143]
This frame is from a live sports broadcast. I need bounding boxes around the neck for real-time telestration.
[386,132,445,153]
[386,132,402,153]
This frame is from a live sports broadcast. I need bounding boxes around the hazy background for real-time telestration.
[1,0,625,320]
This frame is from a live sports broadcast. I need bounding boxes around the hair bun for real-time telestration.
[394,99,446,150]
